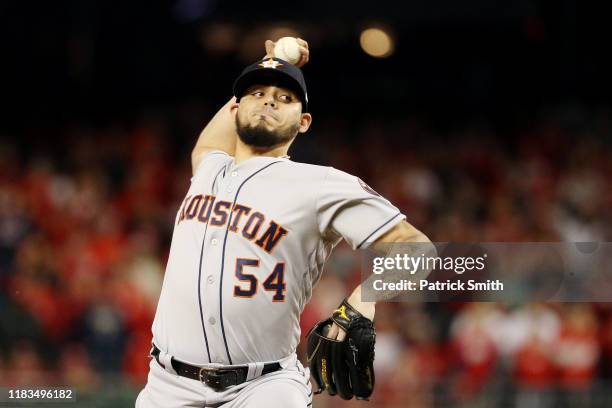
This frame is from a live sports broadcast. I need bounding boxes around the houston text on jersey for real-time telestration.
[177,194,289,254]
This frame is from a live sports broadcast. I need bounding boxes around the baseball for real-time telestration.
[273,37,301,65]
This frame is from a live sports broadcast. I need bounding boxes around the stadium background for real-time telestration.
[1,0,612,406]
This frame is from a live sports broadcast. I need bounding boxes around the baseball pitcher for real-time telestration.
[136,38,430,407]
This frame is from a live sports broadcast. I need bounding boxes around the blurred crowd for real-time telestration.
[1,105,611,407]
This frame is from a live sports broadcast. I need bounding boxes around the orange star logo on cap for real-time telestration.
[259,58,284,69]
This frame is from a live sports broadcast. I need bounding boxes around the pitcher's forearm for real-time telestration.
[347,286,375,320]
[191,97,239,173]
[327,222,433,341]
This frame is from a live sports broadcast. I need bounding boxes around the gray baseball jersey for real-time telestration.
[151,151,405,366]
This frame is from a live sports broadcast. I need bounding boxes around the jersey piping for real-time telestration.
[218,160,284,364]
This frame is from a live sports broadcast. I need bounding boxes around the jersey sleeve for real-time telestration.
[192,150,233,182]
[315,167,406,250]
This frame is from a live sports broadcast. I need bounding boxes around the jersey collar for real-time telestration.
[226,155,290,174]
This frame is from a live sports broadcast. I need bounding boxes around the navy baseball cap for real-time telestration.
[233,57,309,112]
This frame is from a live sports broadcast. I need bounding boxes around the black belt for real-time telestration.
[151,345,282,390]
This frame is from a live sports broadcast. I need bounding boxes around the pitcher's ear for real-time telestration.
[298,113,312,134]
[230,100,240,114]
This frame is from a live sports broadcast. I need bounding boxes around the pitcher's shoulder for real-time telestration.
[192,150,233,181]
[278,160,334,179]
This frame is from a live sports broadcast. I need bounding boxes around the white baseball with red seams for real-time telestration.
[273,37,302,65]
[137,151,405,407]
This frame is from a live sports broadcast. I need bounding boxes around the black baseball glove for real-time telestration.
[306,299,376,400]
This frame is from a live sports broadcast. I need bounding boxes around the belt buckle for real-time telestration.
[199,367,225,390]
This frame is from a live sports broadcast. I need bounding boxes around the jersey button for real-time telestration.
[208,317,216,325]
[207,275,214,284]
[211,238,218,246]
[231,171,238,177]
[227,187,233,193]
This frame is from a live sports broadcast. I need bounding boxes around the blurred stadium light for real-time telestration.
[200,23,239,55]
[174,0,216,23]
[360,27,395,58]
